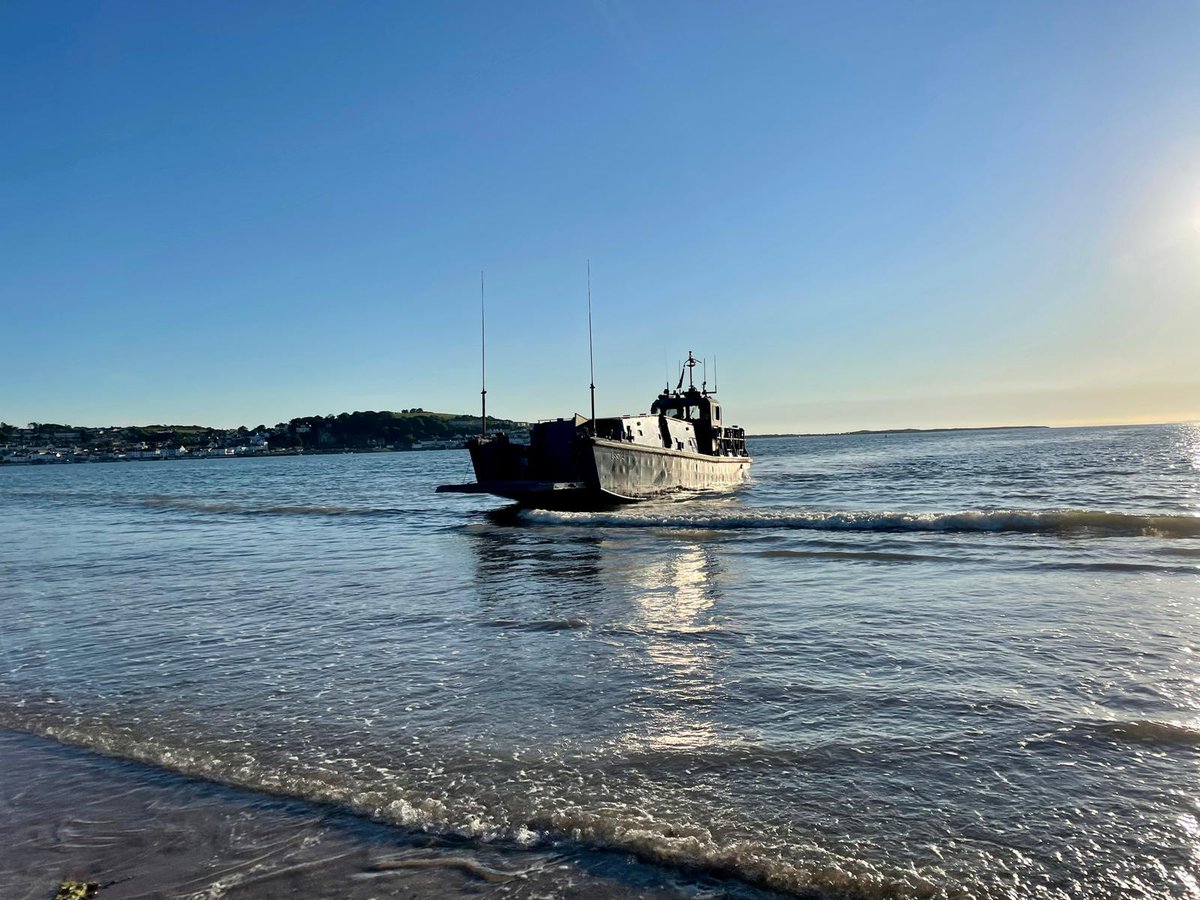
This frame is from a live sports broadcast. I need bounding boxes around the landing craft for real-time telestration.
[437,351,753,510]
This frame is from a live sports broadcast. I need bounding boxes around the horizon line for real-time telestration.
[4,413,1198,436]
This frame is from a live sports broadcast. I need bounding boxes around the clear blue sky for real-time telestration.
[3,1,1197,432]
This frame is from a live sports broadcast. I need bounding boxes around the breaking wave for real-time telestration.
[519,507,1200,538]
[0,707,931,899]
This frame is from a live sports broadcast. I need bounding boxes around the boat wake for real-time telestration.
[518,507,1200,538]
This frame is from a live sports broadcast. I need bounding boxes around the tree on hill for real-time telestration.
[5,409,526,451]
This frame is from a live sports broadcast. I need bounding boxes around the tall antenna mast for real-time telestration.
[587,261,596,428]
[480,270,487,438]
[713,355,718,393]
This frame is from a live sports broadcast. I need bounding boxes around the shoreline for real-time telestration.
[0,728,775,900]
[0,446,462,467]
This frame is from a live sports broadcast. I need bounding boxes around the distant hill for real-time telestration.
[278,410,526,449]
[2,410,527,452]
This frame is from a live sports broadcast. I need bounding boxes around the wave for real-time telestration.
[1151,546,1200,559]
[755,551,1196,574]
[0,708,931,899]
[1023,560,1200,575]
[138,496,418,518]
[1023,719,1200,750]
[1094,719,1200,747]
[5,490,390,519]
[478,617,590,632]
[755,549,950,563]
[519,507,1200,539]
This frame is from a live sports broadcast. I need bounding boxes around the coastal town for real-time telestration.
[0,411,529,465]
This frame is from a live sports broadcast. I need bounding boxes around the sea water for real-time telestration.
[2,424,1199,898]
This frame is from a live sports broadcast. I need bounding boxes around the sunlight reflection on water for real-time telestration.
[630,543,722,753]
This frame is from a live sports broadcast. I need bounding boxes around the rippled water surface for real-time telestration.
[3,425,1200,898]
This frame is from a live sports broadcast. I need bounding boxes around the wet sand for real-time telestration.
[0,730,775,900]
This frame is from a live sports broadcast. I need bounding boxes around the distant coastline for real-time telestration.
[749,425,1053,438]
[0,410,528,465]
[5,416,1180,465]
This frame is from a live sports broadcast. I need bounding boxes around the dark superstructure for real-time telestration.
[437,352,751,509]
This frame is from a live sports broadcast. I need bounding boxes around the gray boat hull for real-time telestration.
[437,433,751,509]
[589,438,751,499]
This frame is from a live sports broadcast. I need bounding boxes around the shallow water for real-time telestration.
[2,424,1199,898]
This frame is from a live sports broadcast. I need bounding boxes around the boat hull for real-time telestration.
[588,438,751,499]
[437,435,752,510]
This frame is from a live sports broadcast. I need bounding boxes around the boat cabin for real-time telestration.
[590,384,747,458]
